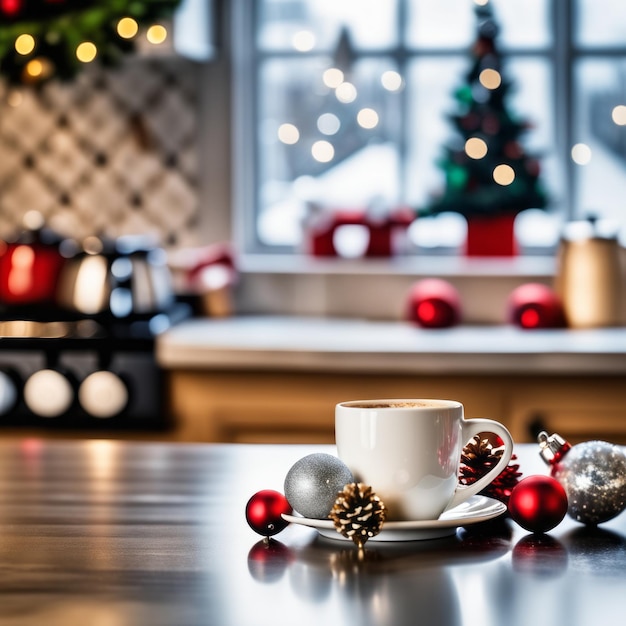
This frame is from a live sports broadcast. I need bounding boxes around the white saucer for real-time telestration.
[282,495,506,542]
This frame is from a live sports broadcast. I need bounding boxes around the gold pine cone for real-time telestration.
[329,482,386,549]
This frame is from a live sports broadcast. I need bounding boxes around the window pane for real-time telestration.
[494,0,551,48]
[406,58,467,207]
[257,0,399,52]
[406,0,551,50]
[576,0,626,48]
[257,57,403,246]
[573,59,626,222]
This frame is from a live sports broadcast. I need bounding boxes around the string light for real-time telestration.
[76,41,97,63]
[15,33,35,55]
[465,137,488,159]
[493,164,515,185]
[146,24,168,45]
[23,56,52,82]
[0,2,180,86]
[479,68,501,90]
[117,17,139,39]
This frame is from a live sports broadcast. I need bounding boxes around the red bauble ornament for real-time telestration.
[507,283,566,329]
[1,0,22,16]
[508,475,568,533]
[245,490,292,537]
[406,278,461,328]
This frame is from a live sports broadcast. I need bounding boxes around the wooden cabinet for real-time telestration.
[507,376,626,445]
[164,369,626,445]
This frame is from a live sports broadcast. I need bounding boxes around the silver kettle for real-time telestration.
[555,219,624,328]
[56,235,174,318]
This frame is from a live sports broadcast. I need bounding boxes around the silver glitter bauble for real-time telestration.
[542,435,626,525]
[284,453,354,519]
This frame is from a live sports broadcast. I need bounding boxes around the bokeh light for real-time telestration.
[76,42,97,63]
[323,68,344,88]
[465,137,488,159]
[611,105,626,126]
[479,68,502,90]
[147,24,168,45]
[117,17,139,39]
[292,30,315,52]
[277,123,300,144]
[493,163,515,185]
[317,113,340,135]
[335,82,357,103]
[311,140,334,163]
[571,143,592,165]
[357,108,379,129]
[381,70,403,91]
[15,34,35,55]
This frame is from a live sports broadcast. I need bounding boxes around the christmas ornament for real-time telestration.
[405,278,461,328]
[245,490,292,537]
[459,435,522,504]
[284,453,354,519]
[538,431,626,525]
[329,482,386,549]
[507,283,566,329]
[508,475,568,533]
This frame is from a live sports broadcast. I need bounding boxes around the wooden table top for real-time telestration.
[0,439,624,626]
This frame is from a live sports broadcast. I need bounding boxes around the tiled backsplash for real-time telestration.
[0,55,201,249]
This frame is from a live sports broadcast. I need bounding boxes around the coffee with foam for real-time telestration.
[340,399,454,409]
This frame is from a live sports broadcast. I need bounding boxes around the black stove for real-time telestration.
[0,303,191,432]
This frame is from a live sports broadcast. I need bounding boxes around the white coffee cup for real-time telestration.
[335,399,513,521]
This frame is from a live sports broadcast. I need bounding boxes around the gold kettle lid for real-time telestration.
[560,215,619,244]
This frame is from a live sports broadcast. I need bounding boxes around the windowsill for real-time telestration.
[229,253,560,322]
[238,253,557,278]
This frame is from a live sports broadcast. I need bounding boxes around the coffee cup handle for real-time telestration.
[445,418,514,512]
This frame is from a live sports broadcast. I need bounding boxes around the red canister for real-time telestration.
[0,216,65,306]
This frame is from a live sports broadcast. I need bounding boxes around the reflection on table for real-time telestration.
[0,440,623,625]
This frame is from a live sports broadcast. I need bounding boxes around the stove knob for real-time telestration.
[0,369,20,416]
[78,371,129,419]
[24,369,74,418]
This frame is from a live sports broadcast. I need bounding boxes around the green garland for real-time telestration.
[0,0,181,86]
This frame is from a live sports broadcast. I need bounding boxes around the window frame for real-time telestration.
[227,0,620,277]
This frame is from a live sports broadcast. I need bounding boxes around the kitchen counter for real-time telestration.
[156,315,626,374]
[155,317,626,445]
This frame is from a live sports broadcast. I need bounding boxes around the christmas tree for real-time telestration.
[422,1,548,220]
